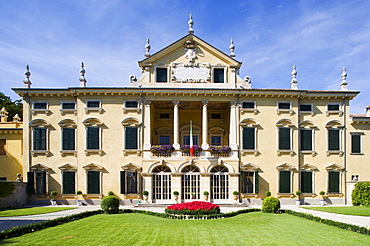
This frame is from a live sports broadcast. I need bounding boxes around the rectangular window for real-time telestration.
[121,171,137,194]
[327,104,340,111]
[351,134,361,154]
[62,128,75,150]
[278,102,291,109]
[87,171,100,194]
[86,127,100,150]
[279,171,291,193]
[241,171,254,193]
[242,102,255,109]
[0,139,6,155]
[159,113,170,119]
[242,127,255,150]
[125,101,138,108]
[33,128,47,150]
[328,171,340,193]
[86,101,100,108]
[328,129,340,151]
[125,127,138,149]
[156,68,167,82]
[214,68,224,83]
[62,171,75,194]
[0,177,6,181]
[33,102,47,109]
[211,136,221,145]
[62,102,76,109]
[159,136,170,145]
[278,127,291,150]
[300,129,312,151]
[183,136,198,145]
[299,104,312,112]
[300,172,313,193]
[210,113,222,119]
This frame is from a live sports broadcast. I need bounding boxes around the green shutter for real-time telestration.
[125,127,138,149]
[62,128,75,150]
[254,170,259,194]
[62,172,75,194]
[300,172,312,193]
[328,129,340,150]
[33,128,46,150]
[27,172,35,194]
[87,171,100,194]
[351,135,361,153]
[279,128,290,150]
[87,127,99,149]
[328,172,340,193]
[243,127,255,150]
[120,171,126,194]
[300,129,312,151]
[41,171,47,194]
[279,171,291,193]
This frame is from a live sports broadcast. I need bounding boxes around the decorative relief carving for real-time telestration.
[171,62,211,83]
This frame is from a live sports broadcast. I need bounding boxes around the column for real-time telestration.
[229,101,238,150]
[173,101,180,150]
[202,101,209,150]
[143,100,151,151]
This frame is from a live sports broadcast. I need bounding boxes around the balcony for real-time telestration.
[148,145,232,159]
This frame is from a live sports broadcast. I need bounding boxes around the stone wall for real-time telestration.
[0,182,27,208]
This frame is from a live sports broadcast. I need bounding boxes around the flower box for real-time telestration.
[150,145,175,157]
[208,145,231,157]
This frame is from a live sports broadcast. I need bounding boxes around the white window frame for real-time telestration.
[276,101,293,115]
[241,101,258,114]
[31,126,49,155]
[122,120,141,156]
[326,103,343,116]
[60,101,77,115]
[60,127,77,156]
[277,170,293,194]
[32,101,49,115]
[85,99,102,114]
[326,170,342,194]
[299,127,316,156]
[299,103,314,116]
[350,132,363,155]
[212,66,227,84]
[84,126,103,156]
[155,66,169,83]
[123,101,141,113]
[326,127,344,156]
[276,127,293,156]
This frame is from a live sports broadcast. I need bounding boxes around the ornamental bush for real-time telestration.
[262,196,280,213]
[165,201,221,215]
[101,195,120,214]
[352,181,370,206]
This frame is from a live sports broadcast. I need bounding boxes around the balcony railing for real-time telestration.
[149,145,232,158]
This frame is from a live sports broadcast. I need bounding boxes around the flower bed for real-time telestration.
[165,201,221,215]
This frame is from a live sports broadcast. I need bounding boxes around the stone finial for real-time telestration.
[13,113,21,122]
[229,39,235,58]
[79,62,87,87]
[23,65,32,88]
[366,106,370,117]
[188,14,194,34]
[145,38,151,58]
[243,76,251,89]
[0,107,8,122]
[290,65,298,90]
[340,67,348,91]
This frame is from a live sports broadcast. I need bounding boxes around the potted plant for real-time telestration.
[76,190,83,206]
[203,191,209,201]
[319,191,326,206]
[233,191,239,203]
[50,190,57,206]
[142,191,149,203]
[108,191,114,196]
[295,190,302,206]
[173,191,179,203]
[265,191,271,197]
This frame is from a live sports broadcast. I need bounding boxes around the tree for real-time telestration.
[0,92,23,121]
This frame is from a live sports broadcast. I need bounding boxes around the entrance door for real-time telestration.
[152,165,171,203]
[181,165,200,201]
[210,165,229,202]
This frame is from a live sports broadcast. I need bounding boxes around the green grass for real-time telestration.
[0,207,77,217]
[303,206,370,216]
[2,212,369,245]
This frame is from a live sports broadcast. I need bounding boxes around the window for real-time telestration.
[0,177,6,181]
[87,171,100,194]
[213,68,224,83]
[0,139,6,155]
[86,127,100,150]
[211,136,221,145]
[152,165,171,200]
[33,102,47,109]
[159,113,170,119]
[242,102,255,109]
[156,68,168,82]
[328,129,340,151]
[327,104,340,111]
[210,165,229,199]
[62,128,75,150]
[33,128,47,151]
[351,134,361,154]
[241,171,258,194]
[120,171,138,194]
[300,129,312,151]
[299,104,312,112]
[62,171,75,194]
[87,101,100,108]
[328,171,340,193]
[125,101,138,108]
[242,127,255,150]
[210,113,222,119]
[300,172,313,193]
[125,127,138,149]
[27,171,47,195]
[278,127,291,150]
[278,102,291,110]
[181,165,200,200]
[62,102,76,109]
[183,136,198,145]
[159,136,170,145]
[279,171,291,193]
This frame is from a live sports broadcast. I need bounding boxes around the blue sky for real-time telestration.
[1,0,369,114]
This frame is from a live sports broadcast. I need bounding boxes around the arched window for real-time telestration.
[181,165,200,200]
[152,165,171,200]
[210,165,229,200]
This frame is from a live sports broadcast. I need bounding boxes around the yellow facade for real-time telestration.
[12,24,370,205]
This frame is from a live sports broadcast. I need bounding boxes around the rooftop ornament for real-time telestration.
[340,67,348,91]
[23,65,31,88]
[290,65,298,90]
[79,62,87,87]
[188,14,194,34]
[229,39,235,58]
[145,38,151,58]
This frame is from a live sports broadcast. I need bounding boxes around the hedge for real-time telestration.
[352,181,370,206]
[0,182,15,198]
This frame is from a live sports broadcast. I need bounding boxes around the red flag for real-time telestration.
[190,120,194,157]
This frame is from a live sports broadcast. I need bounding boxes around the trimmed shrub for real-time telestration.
[232,191,239,195]
[108,191,114,196]
[262,196,280,213]
[76,190,83,195]
[142,191,149,196]
[203,191,209,196]
[0,182,15,198]
[265,191,271,197]
[352,181,370,206]
[101,195,119,214]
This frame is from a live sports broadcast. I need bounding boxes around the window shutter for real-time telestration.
[87,127,99,149]
[27,172,35,194]
[243,127,255,150]
[125,127,138,149]
[328,172,340,193]
[351,135,361,153]
[279,171,291,193]
[279,128,290,150]
[254,170,259,194]
[33,128,46,150]
[300,129,312,151]
[300,172,312,193]
[41,171,47,194]
[328,129,340,150]
[87,171,100,194]
[62,128,75,150]
[62,172,75,194]
[120,171,126,194]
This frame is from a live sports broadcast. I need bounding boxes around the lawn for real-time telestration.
[303,206,370,216]
[2,212,369,245]
[0,207,77,217]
